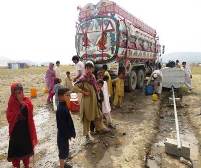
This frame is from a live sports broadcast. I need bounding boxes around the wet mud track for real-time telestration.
[0,106,85,168]
[146,92,200,168]
[70,91,160,168]
[0,90,160,168]
[2,90,199,168]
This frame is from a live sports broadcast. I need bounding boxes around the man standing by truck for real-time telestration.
[72,55,85,82]
[55,60,61,79]
[147,64,163,96]
[176,60,181,68]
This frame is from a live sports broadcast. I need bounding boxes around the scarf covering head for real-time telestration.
[6,83,38,148]
[45,63,56,90]
[77,72,98,91]
[76,60,98,90]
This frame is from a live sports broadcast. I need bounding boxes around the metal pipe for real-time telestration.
[172,86,182,149]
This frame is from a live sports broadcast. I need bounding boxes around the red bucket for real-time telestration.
[69,93,80,114]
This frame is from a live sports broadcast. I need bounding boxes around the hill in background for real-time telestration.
[1,52,201,66]
[162,52,201,63]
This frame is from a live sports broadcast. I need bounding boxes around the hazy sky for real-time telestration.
[0,0,200,64]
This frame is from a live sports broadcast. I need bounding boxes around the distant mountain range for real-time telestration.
[1,52,201,66]
[0,56,11,66]
[161,52,201,63]
[0,56,37,66]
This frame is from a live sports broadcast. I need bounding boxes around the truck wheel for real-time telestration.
[129,70,137,91]
[137,69,145,89]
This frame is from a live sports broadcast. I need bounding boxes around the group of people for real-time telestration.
[147,60,192,98]
[6,56,126,168]
[6,56,193,167]
[167,59,192,91]
[46,56,126,167]
[48,56,126,167]
[71,56,125,137]
[73,59,125,133]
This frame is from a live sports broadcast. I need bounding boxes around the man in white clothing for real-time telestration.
[182,61,192,90]
[147,64,163,96]
[55,60,61,79]
[72,55,85,82]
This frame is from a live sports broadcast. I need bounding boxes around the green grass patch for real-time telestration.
[192,66,201,75]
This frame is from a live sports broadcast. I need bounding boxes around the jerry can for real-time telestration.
[145,85,154,95]
[152,93,158,101]
[30,88,37,98]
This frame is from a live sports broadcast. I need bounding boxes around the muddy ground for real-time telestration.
[146,92,200,168]
[0,66,200,168]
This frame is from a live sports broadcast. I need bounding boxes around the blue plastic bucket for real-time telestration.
[145,85,154,95]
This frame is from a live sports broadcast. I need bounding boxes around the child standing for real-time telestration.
[56,88,76,168]
[7,83,38,168]
[102,64,113,100]
[65,71,73,91]
[53,78,63,111]
[90,79,104,133]
[45,63,56,103]
[96,79,104,109]
[101,76,113,128]
[113,71,125,108]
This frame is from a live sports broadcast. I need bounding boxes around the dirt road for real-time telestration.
[146,92,200,168]
[0,90,160,168]
[0,66,200,168]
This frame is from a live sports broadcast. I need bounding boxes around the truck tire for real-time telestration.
[137,69,145,89]
[129,70,137,91]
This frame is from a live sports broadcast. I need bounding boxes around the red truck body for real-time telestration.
[75,0,161,90]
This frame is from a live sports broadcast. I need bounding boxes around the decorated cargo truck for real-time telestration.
[75,0,161,91]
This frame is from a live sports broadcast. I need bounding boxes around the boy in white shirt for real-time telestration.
[72,56,85,82]
[55,60,61,79]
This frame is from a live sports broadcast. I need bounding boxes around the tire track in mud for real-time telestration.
[71,91,160,168]
[145,91,200,168]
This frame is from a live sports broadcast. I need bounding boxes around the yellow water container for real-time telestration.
[152,93,158,101]
[31,88,37,98]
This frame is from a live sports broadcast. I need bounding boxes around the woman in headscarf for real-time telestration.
[7,83,38,168]
[45,63,56,103]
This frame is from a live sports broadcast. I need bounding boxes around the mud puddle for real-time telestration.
[146,92,199,168]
